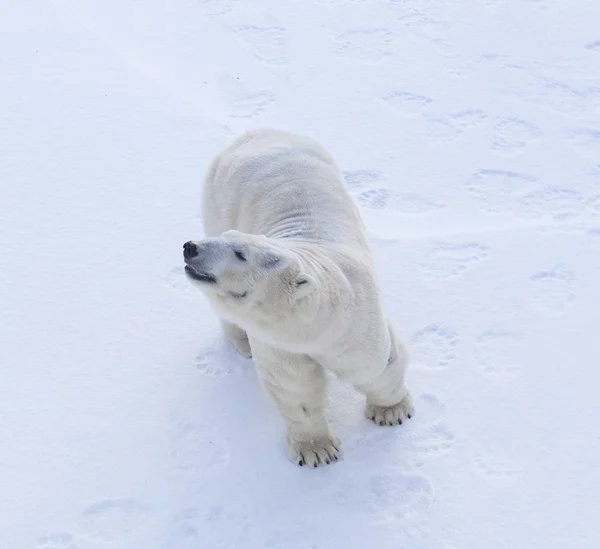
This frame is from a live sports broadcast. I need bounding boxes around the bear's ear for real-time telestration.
[293,272,316,299]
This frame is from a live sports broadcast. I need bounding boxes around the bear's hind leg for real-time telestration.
[250,341,339,467]
[221,320,252,358]
[342,324,414,426]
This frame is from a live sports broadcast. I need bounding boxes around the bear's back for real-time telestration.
[202,128,368,249]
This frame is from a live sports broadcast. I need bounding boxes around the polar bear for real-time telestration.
[183,128,413,467]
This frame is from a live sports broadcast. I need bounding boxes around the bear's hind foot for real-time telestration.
[366,392,414,426]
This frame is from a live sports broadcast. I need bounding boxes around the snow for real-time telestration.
[1,0,600,548]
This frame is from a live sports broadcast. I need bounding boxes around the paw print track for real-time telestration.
[398,12,449,50]
[163,267,203,299]
[195,348,233,378]
[529,267,576,316]
[585,41,600,51]
[335,28,393,63]
[411,324,458,370]
[36,533,77,549]
[413,393,445,425]
[79,499,149,542]
[520,187,586,221]
[394,193,445,215]
[492,117,541,155]
[218,74,275,118]
[409,425,455,459]
[343,169,383,192]
[163,507,252,549]
[466,169,539,214]
[380,91,432,115]
[356,188,392,209]
[229,90,275,118]
[474,455,522,488]
[588,228,600,249]
[336,473,434,520]
[368,474,434,519]
[567,128,600,158]
[170,420,231,475]
[425,109,486,141]
[199,0,239,17]
[420,242,488,284]
[475,330,524,379]
[450,109,487,130]
[233,25,287,65]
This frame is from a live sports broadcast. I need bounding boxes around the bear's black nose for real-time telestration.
[183,241,198,260]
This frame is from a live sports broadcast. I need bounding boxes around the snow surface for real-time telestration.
[2,0,600,548]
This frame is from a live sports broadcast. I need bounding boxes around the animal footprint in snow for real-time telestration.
[335,28,393,63]
[492,117,541,155]
[394,193,445,215]
[36,533,77,549]
[398,12,449,49]
[195,348,233,377]
[412,393,445,426]
[425,109,486,141]
[79,499,149,542]
[588,228,600,249]
[474,455,522,488]
[450,109,487,130]
[163,267,203,299]
[567,128,600,158]
[410,324,458,370]
[420,242,488,284]
[521,187,586,221]
[380,91,432,115]
[466,169,539,214]
[356,188,392,209]
[218,74,275,118]
[170,420,231,475]
[585,41,600,51]
[163,507,251,549]
[406,395,454,465]
[529,267,576,316]
[198,0,239,17]
[409,425,455,460]
[475,330,524,380]
[335,472,434,520]
[343,169,383,192]
[233,25,287,65]
[368,473,434,518]
[589,195,600,216]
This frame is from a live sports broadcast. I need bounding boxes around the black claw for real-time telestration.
[325,459,330,464]
[313,462,318,468]
[379,420,384,426]
[398,419,403,425]
[407,413,412,419]
[298,459,304,466]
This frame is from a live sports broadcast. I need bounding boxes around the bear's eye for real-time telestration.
[230,291,247,299]
[234,250,246,261]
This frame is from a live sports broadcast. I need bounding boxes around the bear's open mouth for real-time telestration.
[185,265,217,283]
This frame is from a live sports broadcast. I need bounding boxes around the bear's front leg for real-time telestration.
[220,320,252,358]
[250,340,339,467]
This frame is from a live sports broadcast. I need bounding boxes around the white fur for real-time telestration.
[185,128,413,467]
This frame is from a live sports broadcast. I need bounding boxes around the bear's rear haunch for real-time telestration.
[183,127,413,467]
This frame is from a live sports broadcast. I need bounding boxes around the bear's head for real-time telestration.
[182,230,316,324]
